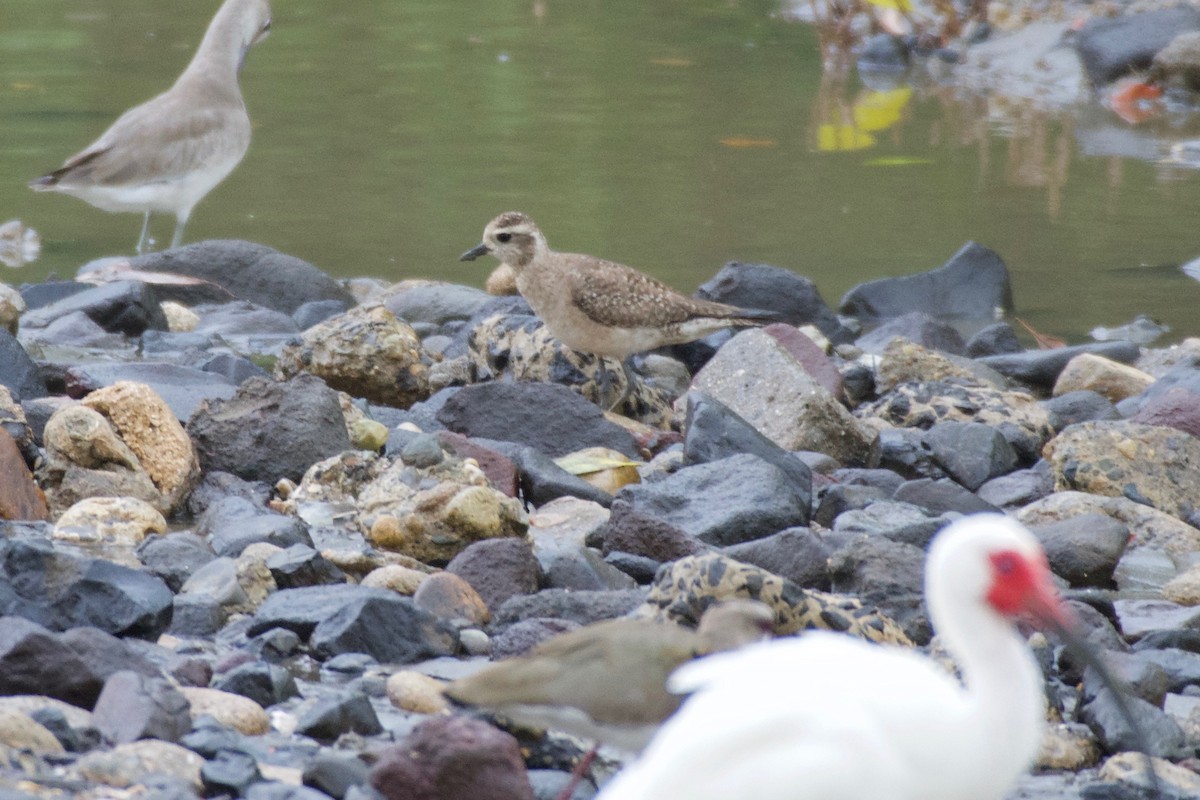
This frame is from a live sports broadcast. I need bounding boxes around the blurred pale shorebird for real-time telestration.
[29,0,272,254]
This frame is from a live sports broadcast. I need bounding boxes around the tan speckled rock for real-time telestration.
[413,572,490,626]
[1163,564,1200,606]
[386,671,449,714]
[53,496,167,545]
[40,405,162,516]
[0,282,24,334]
[75,739,203,788]
[1100,752,1200,795]
[235,542,281,610]
[82,381,201,513]
[361,564,429,595]
[1044,421,1200,523]
[874,338,994,394]
[179,687,269,735]
[160,301,199,332]
[275,303,430,408]
[1036,723,1100,770]
[0,709,64,754]
[1052,354,1154,403]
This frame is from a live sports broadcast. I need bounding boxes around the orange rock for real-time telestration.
[0,429,48,521]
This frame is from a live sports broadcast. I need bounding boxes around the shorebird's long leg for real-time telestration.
[170,210,191,250]
[135,211,152,254]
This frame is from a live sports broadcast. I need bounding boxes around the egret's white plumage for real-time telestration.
[598,515,1067,800]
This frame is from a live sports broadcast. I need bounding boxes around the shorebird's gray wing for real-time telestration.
[40,89,249,189]
[567,256,742,329]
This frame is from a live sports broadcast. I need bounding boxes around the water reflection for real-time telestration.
[3,0,1200,341]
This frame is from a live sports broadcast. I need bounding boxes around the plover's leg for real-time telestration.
[553,744,597,800]
[135,211,152,255]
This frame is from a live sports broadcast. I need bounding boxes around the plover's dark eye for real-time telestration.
[497,232,512,243]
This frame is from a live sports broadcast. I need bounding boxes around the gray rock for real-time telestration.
[616,453,809,546]
[250,585,404,638]
[184,470,273,518]
[59,626,163,684]
[447,538,540,613]
[92,670,191,744]
[436,382,639,459]
[923,420,1019,491]
[169,594,228,638]
[63,362,237,422]
[137,532,216,593]
[193,300,300,336]
[292,298,348,331]
[266,545,346,589]
[1029,513,1129,589]
[875,428,946,480]
[295,691,383,740]
[130,240,354,314]
[474,438,613,508]
[964,322,1022,357]
[812,483,892,529]
[1041,390,1121,433]
[977,342,1140,391]
[694,261,852,344]
[892,478,1000,516]
[594,498,707,563]
[1080,688,1187,758]
[54,558,174,640]
[0,329,46,401]
[201,749,262,797]
[855,312,964,355]
[722,527,833,590]
[493,588,645,628]
[683,392,813,511]
[832,501,948,549]
[839,242,1013,323]
[300,751,372,800]
[309,595,457,664]
[490,618,582,659]
[213,661,300,709]
[20,280,168,336]
[0,615,103,707]
[187,374,352,482]
[976,465,1055,509]
[19,280,90,310]
[385,283,493,327]
[197,497,313,557]
[828,535,928,644]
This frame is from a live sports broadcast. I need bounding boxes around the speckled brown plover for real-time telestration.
[460,211,776,404]
[29,0,272,253]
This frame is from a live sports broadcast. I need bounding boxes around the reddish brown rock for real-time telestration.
[437,431,519,497]
[764,323,845,402]
[368,715,533,800]
[0,429,48,521]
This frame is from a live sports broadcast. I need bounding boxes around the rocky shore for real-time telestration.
[2,236,1200,800]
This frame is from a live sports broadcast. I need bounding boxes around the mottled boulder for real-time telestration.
[636,552,910,644]
[466,314,675,427]
[276,304,430,408]
[369,715,534,800]
[858,380,1053,464]
[688,328,878,466]
[187,374,352,483]
[873,338,1004,394]
[1044,421,1200,523]
[284,448,527,565]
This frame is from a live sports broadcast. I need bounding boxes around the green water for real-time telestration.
[4,0,1200,341]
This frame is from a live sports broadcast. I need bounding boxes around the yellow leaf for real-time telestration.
[865,0,913,11]
[816,124,875,152]
[853,87,913,132]
[719,136,778,148]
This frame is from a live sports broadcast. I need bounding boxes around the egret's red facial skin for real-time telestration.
[985,550,1069,628]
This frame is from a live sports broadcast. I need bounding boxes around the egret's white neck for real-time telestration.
[932,593,1046,787]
